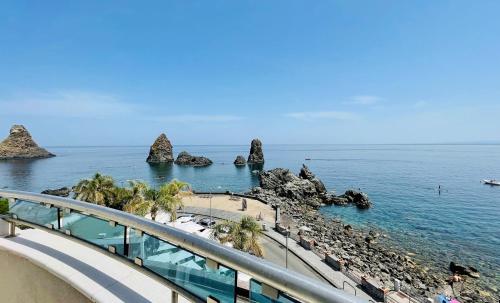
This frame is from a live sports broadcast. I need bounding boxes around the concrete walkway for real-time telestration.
[181,206,378,302]
[0,228,188,303]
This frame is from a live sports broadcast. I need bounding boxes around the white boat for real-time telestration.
[483,179,500,186]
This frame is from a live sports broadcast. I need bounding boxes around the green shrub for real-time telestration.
[0,198,8,215]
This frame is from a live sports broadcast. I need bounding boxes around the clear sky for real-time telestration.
[0,1,499,146]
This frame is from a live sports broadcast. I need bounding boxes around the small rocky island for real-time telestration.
[249,164,372,210]
[247,138,264,164]
[146,133,174,163]
[233,155,246,166]
[174,151,213,167]
[0,125,54,160]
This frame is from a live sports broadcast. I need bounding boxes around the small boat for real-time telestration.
[483,179,500,186]
[305,158,311,161]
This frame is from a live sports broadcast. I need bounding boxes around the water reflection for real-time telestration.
[0,159,37,190]
[147,163,174,188]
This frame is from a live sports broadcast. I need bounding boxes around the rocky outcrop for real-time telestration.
[325,189,372,209]
[41,187,71,197]
[146,134,174,163]
[247,139,264,164]
[249,165,371,210]
[174,151,212,167]
[299,164,327,194]
[0,125,54,160]
[234,155,246,166]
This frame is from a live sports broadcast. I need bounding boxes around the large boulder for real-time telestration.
[234,155,246,166]
[146,133,174,163]
[247,138,264,164]
[41,187,71,197]
[174,151,212,167]
[299,164,327,194]
[0,125,54,160]
[342,190,372,209]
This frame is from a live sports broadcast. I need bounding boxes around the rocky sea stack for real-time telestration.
[0,125,54,160]
[233,155,246,166]
[146,133,174,163]
[174,151,212,167]
[247,138,264,164]
[249,164,371,210]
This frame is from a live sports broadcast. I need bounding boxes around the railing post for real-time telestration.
[9,221,16,237]
[171,290,178,303]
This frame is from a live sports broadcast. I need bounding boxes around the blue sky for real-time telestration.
[0,1,499,145]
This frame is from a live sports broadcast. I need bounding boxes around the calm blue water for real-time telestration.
[0,145,499,285]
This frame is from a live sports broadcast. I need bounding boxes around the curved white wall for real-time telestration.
[0,249,91,303]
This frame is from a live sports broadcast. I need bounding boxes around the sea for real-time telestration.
[0,144,498,289]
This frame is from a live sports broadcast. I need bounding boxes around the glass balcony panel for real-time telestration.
[9,200,59,227]
[129,233,236,303]
[249,279,299,303]
[62,211,126,256]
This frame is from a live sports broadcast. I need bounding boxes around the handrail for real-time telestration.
[0,189,366,303]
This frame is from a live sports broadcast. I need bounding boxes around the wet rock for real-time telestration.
[341,189,372,209]
[0,125,55,159]
[247,138,264,164]
[174,151,212,167]
[41,187,70,197]
[233,155,246,166]
[146,133,174,163]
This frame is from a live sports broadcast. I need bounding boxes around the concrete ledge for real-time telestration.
[0,229,187,303]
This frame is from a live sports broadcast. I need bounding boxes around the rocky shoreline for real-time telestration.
[247,166,496,303]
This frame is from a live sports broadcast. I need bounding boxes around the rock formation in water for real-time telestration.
[247,138,264,164]
[174,151,212,167]
[41,187,71,197]
[0,125,55,160]
[248,164,371,210]
[146,133,174,163]
[233,155,246,166]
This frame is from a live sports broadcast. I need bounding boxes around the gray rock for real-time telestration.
[233,155,246,166]
[247,138,264,164]
[299,164,327,194]
[0,125,55,159]
[174,151,212,167]
[341,189,372,209]
[146,133,174,163]
[41,187,70,197]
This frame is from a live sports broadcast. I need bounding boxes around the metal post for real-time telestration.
[209,192,212,225]
[285,227,289,268]
[171,290,178,303]
[9,221,16,237]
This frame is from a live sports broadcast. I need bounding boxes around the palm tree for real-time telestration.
[73,173,115,206]
[156,180,190,222]
[211,216,264,257]
[123,179,191,221]
[122,181,151,216]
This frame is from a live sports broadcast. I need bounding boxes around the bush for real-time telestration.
[0,198,8,215]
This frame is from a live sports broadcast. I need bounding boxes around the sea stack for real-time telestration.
[146,133,174,163]
[174,151,213,167]
[0,125,54,160]
[247,138,264,164]
[234,155,246,166]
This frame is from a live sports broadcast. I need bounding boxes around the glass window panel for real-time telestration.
[9,200,59,227]
[249,279,299,303]
[128,233,236,303]
[62,211,126,256]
